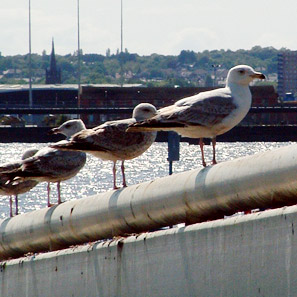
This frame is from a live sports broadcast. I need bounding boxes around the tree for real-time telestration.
[178,50,197,64]
[0,46,283,85]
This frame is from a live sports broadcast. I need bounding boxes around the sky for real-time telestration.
[0,0,296,57]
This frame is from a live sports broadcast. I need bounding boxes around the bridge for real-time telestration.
[0,106,296,114]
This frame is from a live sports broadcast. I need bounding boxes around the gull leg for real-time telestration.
[15,195,19,215]
[9,196,13,217]
[113,161,119,190]
[212,137,217,165]
[199,138,207,167]
[121,160,127,187]
[57,182,62,204]
[47,182,52,207]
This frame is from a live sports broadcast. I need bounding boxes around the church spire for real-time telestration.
[45,38,61,84]
[50,38,57,71]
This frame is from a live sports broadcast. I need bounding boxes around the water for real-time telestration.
[0,141,292,219]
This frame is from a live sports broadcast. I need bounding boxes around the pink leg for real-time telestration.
[15,195,19,215]
[121,161,127,187]
[47,182,52,207]
[199,138,207,167]
[57,182,62,204]
[212,138,217,165]
[9,196,13,217]
[113,161,119,190]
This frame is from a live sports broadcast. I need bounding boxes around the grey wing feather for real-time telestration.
[91,120,147,152]
[0,161,23,173]
[22,149,86,178]
[161,94,236,127]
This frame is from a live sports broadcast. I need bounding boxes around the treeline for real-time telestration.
[0,46,284,87]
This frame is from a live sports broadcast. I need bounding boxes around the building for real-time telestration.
[278,51,297,99]
[45,39,62,84]
[0,84,78,125]
[0,84,77,108]
[0,84,295,127]
[79,85,281,126]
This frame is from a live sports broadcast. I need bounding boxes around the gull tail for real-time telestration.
[50,141,99,153]
[126,126,163,132]
[126,120,185,133]
[50,142,80,152]
[0,169,23,183]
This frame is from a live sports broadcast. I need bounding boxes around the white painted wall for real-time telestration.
[1,205,297,297]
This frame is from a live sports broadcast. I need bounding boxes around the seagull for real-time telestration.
[51,103,158,189]
[0,148,39,217]
[0,148,39,174]
[127,65,265,166]
[4,119,87,207]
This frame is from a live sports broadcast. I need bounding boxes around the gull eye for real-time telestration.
[238,70,245,75]
[65,124,71,128]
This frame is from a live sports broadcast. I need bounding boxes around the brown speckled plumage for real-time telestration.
[51,103,158,189]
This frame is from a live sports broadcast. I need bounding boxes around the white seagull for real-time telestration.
[51,103,158,189]
[0,149,39,217]
[5,119,87,207]
[127,65,265,166]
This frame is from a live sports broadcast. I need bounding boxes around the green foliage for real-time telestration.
[178,50,197,64]
[0,46,283,86]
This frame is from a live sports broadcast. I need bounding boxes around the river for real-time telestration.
[0,141,293,219]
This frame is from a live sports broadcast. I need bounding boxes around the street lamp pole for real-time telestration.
[121,0,123,54]
[120,0,124,87]
[28,0,33,108]
[211,64,221,87]
[77,0,81,112]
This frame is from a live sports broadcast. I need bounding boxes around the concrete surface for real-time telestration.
[1,205,297,297]
[1,144,297,260]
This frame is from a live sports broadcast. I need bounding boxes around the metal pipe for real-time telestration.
[0,144,297,260]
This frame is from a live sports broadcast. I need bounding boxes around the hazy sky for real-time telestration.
[1,0,296,56]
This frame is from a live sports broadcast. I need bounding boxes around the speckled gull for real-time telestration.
[51,103,158,189]
[127,65,265,166]
[4,119,87,207]
[0,148,39,217]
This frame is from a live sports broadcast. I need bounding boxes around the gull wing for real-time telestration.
[130,90,236,129]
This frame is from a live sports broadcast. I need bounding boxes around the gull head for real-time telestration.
[49,119,86,138]
[21,149,39,160]
[133,103,158,121]
[226,65,265,86]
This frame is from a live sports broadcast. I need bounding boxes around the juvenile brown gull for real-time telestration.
[127,65,265,166]
[5,119,87,207]
[51,103,157,189]
[0,148,39,217]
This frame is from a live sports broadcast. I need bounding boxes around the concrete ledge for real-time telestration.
[1,144,297,260]
[1,205,297,297]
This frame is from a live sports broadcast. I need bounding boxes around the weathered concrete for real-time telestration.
[1,205,297,297]
[0,144,297,260]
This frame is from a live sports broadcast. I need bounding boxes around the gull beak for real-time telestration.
[250,72,266,80]
[48,127,60,135]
